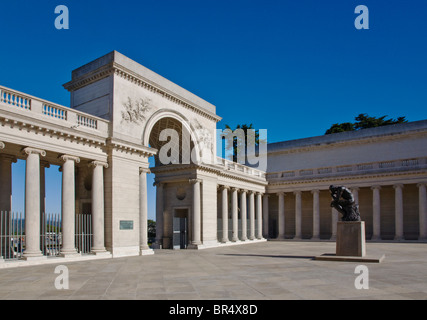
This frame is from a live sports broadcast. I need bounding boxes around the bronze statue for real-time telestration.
[330,185,361,221]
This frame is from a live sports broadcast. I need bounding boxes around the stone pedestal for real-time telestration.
[336,221,366,257]
[315,220,385,263]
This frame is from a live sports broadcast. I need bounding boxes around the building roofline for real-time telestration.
[268,119,427,153]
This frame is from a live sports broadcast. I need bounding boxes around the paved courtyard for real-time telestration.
[0,241,426,300]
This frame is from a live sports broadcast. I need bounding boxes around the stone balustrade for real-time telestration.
[0,85,108,136]
[267,157,427,181]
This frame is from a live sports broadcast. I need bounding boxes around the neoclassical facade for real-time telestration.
[266,122,427,241]
[0,51,426,265]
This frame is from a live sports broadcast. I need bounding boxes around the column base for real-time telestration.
[91,248,112,257]
[394,235,405,241]
[188,243,202,250]
[60,249,81,258]
[370,235,382,241]
[0,257,4,264]
[22,254,47,262]
[140,248,154,256]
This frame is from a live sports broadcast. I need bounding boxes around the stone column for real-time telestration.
[155,182,164,248]
[311,189,320,240]
[90,161,108,255]
[240,190,247,241]
[39,161,50,236]
[139,168,153,255]
[60,155,80,257]
[371,186,382,240]
[330,207,339,240]
[22,147,46,260]
[351,187,360,204]
[418,183,427,240]
[248,191,255,240]
[256,192,263,240]
[220,186,229,243]
[277,192,285,239]
[294,191,302,240]
[0,155,17,212]
[231,187,239,242]
[262,194,269,238]
[190,179,202,246]
[393,184,404,241]
[0,154,17,260]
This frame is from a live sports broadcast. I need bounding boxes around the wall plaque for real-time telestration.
[120,220,134,230]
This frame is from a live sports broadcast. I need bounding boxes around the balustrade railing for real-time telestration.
[0,85,108,135]
[216,157,266,179]
[268,157,427,181]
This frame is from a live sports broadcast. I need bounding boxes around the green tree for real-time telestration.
[147,219,156,242]
[325,114,408,135]
[223,124,261,163]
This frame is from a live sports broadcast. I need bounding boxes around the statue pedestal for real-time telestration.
[336,221,366,257]
[315,221,385,263]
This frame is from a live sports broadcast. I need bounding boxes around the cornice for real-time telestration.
[106,137,157,158]
[267,168,427,187]
[150,162,268,186]
[63,62,222,123]
[268,130,427,156]
[0,115,107,149]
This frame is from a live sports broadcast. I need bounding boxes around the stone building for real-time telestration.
[0,51,425,265]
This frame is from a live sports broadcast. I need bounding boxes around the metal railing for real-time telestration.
[0,211,93,261]
[75,213,92,254]
[0,211,25,260]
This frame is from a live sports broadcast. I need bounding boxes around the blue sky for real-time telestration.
[2,0,427,218]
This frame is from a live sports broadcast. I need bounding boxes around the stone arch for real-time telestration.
[143,110,201,165]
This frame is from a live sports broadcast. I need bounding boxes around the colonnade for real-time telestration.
[270,184,427,241]
[0,142,110,260]
[218,186,264,243]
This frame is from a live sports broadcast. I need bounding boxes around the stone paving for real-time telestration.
[0,241,427,300]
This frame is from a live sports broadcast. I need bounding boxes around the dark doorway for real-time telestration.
[173,209,188,249]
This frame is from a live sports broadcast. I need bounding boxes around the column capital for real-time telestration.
[189,178,202,184]
[89,160,108,169]
[371,185,382,191]
[59,155,81,164]
[0,154,17,163]
[277,191,285,197]
[393,184,404,189]
[240,188,248,193]
[417,182,427,188]
[219,185,230,191]
[0,141,5,150]
[22,147,46,157]
[40,160,50,169]
[231,187,239,192]
[139,167,151,174]
[153,181,164,188]
[351,187,360,191]
[311,189,320,195]
[293,190,302,196]
[256,192,264,196]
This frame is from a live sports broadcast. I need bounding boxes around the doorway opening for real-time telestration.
[173,208,189,250]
